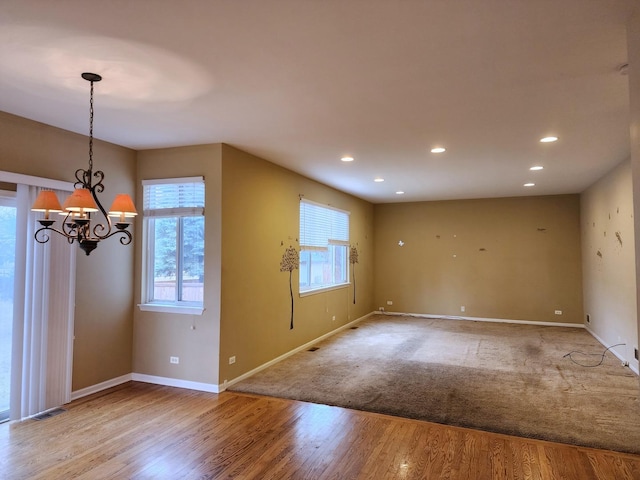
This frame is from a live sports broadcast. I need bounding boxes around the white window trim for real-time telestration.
[137,303,204,315]
[0,172,73,191]
[142,176,204,186]
[139,177,205,315]
[299,282,350,297]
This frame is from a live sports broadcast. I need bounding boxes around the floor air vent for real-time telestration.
[33,408,66,421]
[308,347,320,352]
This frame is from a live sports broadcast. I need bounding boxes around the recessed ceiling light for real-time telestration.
[431,147,446,153]
[530,166,544,171]
[540,136,558,143]
[395,191,405,195]
[341,156,354,162]
[524,183,535,187]
[374,178,385,183]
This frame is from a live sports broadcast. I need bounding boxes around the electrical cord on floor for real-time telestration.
[563,343,626,367]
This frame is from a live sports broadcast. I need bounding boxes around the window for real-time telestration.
[141,177,205,314]
[299,200,349,294]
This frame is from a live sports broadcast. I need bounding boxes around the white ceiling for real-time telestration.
[0,0,635,203]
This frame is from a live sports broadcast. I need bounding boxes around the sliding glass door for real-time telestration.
[0,192,16,423]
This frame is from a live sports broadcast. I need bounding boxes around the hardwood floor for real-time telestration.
[1,382,639,479]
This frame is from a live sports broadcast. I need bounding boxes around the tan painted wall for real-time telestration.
[581,159,637,367]
[134,144,222,385]
[628,9,640,377]
[0,111,137,390]
[373,195,584,323]
[219,145,374,383]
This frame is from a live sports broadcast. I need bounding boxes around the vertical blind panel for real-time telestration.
[45,216,75,409]
[300,200,349,248]
[13,185,75,420]
[143,180,205,212]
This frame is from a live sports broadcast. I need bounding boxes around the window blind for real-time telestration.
[299,200,349,249]
[142,177,204,217]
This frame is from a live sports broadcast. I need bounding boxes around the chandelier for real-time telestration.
[31,73,137,255]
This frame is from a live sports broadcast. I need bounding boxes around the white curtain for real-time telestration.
[10,184,75,420]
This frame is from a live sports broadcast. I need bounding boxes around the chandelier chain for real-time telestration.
[88,80,94,172]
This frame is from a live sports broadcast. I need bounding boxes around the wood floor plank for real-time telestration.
[2,382,640,480]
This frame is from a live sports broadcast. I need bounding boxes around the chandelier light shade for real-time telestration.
[31,190,63,220]
[62,188,99,213]
[108,194,138,222]
[32,73,137,255]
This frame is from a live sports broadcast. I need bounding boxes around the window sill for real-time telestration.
[299,283,349,298]
[138,303,205,315]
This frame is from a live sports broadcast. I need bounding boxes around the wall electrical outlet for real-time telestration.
[170,356,179,364]
[387,300,393,305]
[554,310,562,315]
[229,356,236,365]
[332,315,336,321]
[460,306,465,312]
[379,307,385,312]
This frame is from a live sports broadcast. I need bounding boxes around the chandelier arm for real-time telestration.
[116,229,133,246]
[64,224,81,239]
[89,182,114,240]
[60,213,80,237]
[91,220,112,239]
[34,225,77,244]
[96,228,133,246]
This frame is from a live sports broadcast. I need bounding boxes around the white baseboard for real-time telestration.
[585,326,639,375]
[375,310,585,329]
[220,311,375,392]
[132,373,220,393]
[68,312,374,398]
[70,373,133,401]
[70,373,220,400]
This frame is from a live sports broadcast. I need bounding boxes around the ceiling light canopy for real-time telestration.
[374,178,385,183]
[341,156,354,162]
[395,191,405,195]
[530,166,544,171]
[31,73,137,255]
[430,147,446,153]
[524,183,535,187]
[540,136,558,143]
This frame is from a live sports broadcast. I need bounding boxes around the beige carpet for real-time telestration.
[231,314,640,454]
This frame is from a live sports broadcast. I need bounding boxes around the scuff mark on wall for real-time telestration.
[616,231,623,246]
[537,228,547,233]
[597,250,603,258]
